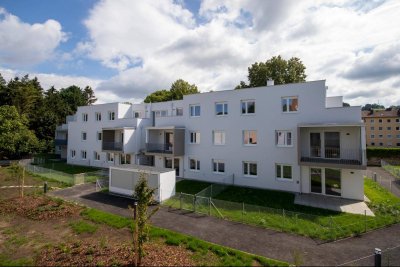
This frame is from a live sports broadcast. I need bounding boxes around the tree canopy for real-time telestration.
[235,55,307,89]
[361,103,385,111]
[144,79,199,103]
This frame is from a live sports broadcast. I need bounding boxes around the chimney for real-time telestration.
[267,79,274,86]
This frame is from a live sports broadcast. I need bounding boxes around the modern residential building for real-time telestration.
[362,108,400,147]
[56,80,366,200]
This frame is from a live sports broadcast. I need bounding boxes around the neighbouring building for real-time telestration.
[55,80,367,200]
[362,108,400,148]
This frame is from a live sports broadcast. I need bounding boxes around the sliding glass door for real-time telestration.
[325,168,341,196]
[310,133,321,157]
[310,168,322,194]
[324,132,340,159]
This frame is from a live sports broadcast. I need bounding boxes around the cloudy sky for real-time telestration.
[0,0,399,105]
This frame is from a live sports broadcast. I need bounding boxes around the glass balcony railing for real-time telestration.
[102,141,123,151]
[301,147,365,166]
[145,143,173,154]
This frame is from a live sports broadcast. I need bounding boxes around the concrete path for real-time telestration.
[50,184,400,266]
[367,167,400,198]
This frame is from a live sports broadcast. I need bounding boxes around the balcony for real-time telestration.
[300,147,365,168]
[54,139,68,146]
[102,141,123,151]
[145,143,173,154]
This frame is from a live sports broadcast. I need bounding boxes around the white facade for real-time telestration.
[58,80,366,200]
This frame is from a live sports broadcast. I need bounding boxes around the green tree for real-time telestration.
[343,102,350,107]
[144,79,199,103]
[362,103,385,111]
[236,55,307,89]
[131,173,159,266]
[0,105,39,159]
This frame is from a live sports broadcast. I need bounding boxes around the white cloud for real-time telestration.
[0,8,66,66]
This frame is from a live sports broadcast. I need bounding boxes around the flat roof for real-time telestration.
[110,164,174,174]
[146,126,185,130]
[102,127,136,130]
[298,122,364,127]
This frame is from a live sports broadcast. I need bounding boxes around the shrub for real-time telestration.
[367,147,400,159]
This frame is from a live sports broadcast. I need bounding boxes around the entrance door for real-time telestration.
[324,132,340,158]
[310,168,322,194]
[310,133,321,157]
[325,168,341,196]
[165,132,174,152]
[174,158,180,177]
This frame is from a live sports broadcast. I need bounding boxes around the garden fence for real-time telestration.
[338,244,400,266]
[364,169,399,195]
[381,160,400,179]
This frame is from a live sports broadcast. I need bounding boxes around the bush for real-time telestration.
[367,147,400,159]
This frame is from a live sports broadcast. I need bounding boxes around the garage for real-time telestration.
[109,165,176,202]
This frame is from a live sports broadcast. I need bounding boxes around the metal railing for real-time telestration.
[301,147,365,165]
[54,139,68,146]
[145,143,173,154]
[338,245,400,266]
[381,160,400,179]
[102,141,123,151]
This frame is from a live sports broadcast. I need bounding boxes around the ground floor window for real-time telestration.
[120,154,131,165]
[165,157,173,169]
[310,167,341,196]
[243,161,257,177]
[70,150,76,159]
[93,151,100,161]
[107,152,114,162]
[189,158,200,171]
[212,159,225,173]
[276,164,292,180]
[81,150,87,160]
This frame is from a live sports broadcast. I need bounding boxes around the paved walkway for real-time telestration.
[367,167,400,198]
[294,194,374,216]
[50,184,400,266]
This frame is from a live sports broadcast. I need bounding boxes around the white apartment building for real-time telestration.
[55,80,366,200]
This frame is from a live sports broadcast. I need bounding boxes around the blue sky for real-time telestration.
[0,0,399,105]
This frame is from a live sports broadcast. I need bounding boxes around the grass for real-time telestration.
[70,220,98,234]
[0,254,33,266]
[175,179,212,195]
[165,179,400,241]
[81,208,287,266]
[36,161,100,175]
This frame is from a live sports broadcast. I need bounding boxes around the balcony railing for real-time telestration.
[102,141,123,151]
[301,147,365,166]
[54,139,68,146]
[145,143,173,154]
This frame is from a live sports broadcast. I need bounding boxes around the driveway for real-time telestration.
[50,183,400,266]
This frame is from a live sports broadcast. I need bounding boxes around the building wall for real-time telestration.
[364,116,400,147]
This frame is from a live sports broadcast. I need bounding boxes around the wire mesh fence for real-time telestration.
[338,245,400,266]
[364,169,399,195]
[381,160,400,179]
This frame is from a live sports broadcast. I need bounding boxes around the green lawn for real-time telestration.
[82,208,288,266]
[175,179,212,195]
[37,161,101,174]
[165,179,400,240]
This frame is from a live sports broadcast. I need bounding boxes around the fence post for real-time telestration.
[282,209,285,230]
[329,216,334,240]
[193,195,196,213]
[374,248,382,267]
[373,172,377,182]
[209,197,211,216]
[210,185,213,197]
[242,202,245,222]
[364,210,367,233]
[179,192,182,210]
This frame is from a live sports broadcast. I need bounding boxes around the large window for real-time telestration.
[71,150,76,159]
[107,152,114,162]
[165,157,173,169]
[241,100,255,114]
[95,112,101,121]
[276,130,292,147]
[189,158,200,171]
[282,96,298,112]
[190,105,201,117]
[155,110,168,117]
[325,168,341,196]
[82,113,88,122]
[276,164,292,180]
[93,151,100,161]
[81,132,87,141]
[215,102,228,116]
[81,150,87,160]
[243,162,257,177]
[213,159,225,173]
[189,131,200,144]
[213,131,226,145]
[108,111,115,121]
[243,130,257,145]
[120,154,131,165]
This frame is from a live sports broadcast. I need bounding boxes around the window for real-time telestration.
[397,135,400,139]
[241,100,255,114]
[155,110,168,117]
[71,150,76,158]
[379,119,382,123]
[189,131,200,144]
[371,119,375,123]
[108,111,115,121]
[215,102,228,116]
[120,154,131,165]
[396,127,399,131]
[388,142,392,146]
[82,113,88,122]
[397,143,400,146]
[397,119,399,123]
[213,131,226,145]
[282,96,298,112]
[93,151,100,161]
[387,127,392,130]
[134,112,140,118]
[212,160,225,174]
[97,132,102,141]
[379,142,383,146]
[190,105,200,117]
[371,142,375,146]
[189,158,200,171]
[379,134,383,138]
[371,134,375,138]
[387,119,391,122]
[276,131,292,147]
[276,164,292,180]
[164,158,173,169]
[176,108,183,116]
[81,150,87,160]
[107,153,114,162]
[81,132,87,141]
[370,127,374,130]
[95,112,101,121]
[379,127,383,130]
[243,162,257,177]
[243,130,257,145]
[388,134,392,138]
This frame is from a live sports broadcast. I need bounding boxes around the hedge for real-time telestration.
[367,147,400,158]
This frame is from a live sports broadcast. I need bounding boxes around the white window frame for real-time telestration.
[97,132,102,141]
[212,159,225,174]
[82,113,88,122]
[241,100,255,115]
[397,134,400,139]
[120,154,131,165]
[134,112,140,118]
[81,150,87,160]
[108,111,115,121]
[155,110,168,117]
[94,151,100,161]
[81,132,87,141]
[243,161,258,177]
[176,108,183,116]
[281,96,299,113]
[276,130,293,147]
[213,131,226,145]
[189,158,200,171]
[243,130,257,146]
[71,149,76,159]
[215,102,228,116]
[189,131,200,144]
[276,164,293,181]
[107,152,114,163]
[371,119,375,123]
[190,104,201,117]
[95,112,101,121]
